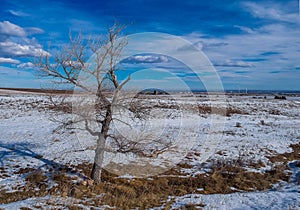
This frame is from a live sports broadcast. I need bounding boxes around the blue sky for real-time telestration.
[0,0,300,90]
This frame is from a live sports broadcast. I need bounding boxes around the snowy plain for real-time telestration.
[0,89,299,209]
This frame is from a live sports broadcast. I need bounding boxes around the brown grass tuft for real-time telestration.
[198,105,248,116]
[25,170,47,184]
[268,142,300,163]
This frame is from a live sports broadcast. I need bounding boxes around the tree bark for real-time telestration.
[91,106,112,183]
[91,133,106,183]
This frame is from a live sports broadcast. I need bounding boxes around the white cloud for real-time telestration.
[123,55,169,63]
[0,41,49,57]
[0,21,49,59]
[186,23,300,72]
[0,21,26,37]
[181,2,300,90]
[8,10,29,17]
[25,27,44,35]
[242,1,299,24]
[0,57,20,64]
[17,62,35,69]
[234,25,255,34]
[214,60,254,68]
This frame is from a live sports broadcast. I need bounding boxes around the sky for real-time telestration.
[0,0,300,91]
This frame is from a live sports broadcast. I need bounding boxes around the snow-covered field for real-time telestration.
[0,89,299,209]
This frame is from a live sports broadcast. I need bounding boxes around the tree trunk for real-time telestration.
[91,133,106,183]
[91,105,112,183]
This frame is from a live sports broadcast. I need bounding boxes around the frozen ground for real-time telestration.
[0,90,299,209]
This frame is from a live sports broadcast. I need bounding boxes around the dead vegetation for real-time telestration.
[0,148,295,209]
[267,142,300,163]
[197,105,248,116]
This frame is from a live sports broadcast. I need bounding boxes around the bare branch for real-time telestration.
[84,119,101,137]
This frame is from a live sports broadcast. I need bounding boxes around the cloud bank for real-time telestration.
[0,21,48,68]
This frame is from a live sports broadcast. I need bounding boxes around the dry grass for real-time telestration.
[268,142,300,163]
[25,170,47,183]
[198,105,248,116]
[1,143,298,208]
[183,203,205,209]
[0,158,290,209]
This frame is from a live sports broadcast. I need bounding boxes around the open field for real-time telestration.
[0,89,299,209]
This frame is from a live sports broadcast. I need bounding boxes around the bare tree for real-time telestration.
[37,23,179,183]
[36,23,134,183]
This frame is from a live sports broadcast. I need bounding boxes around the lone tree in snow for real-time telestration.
[36,23,175,183]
